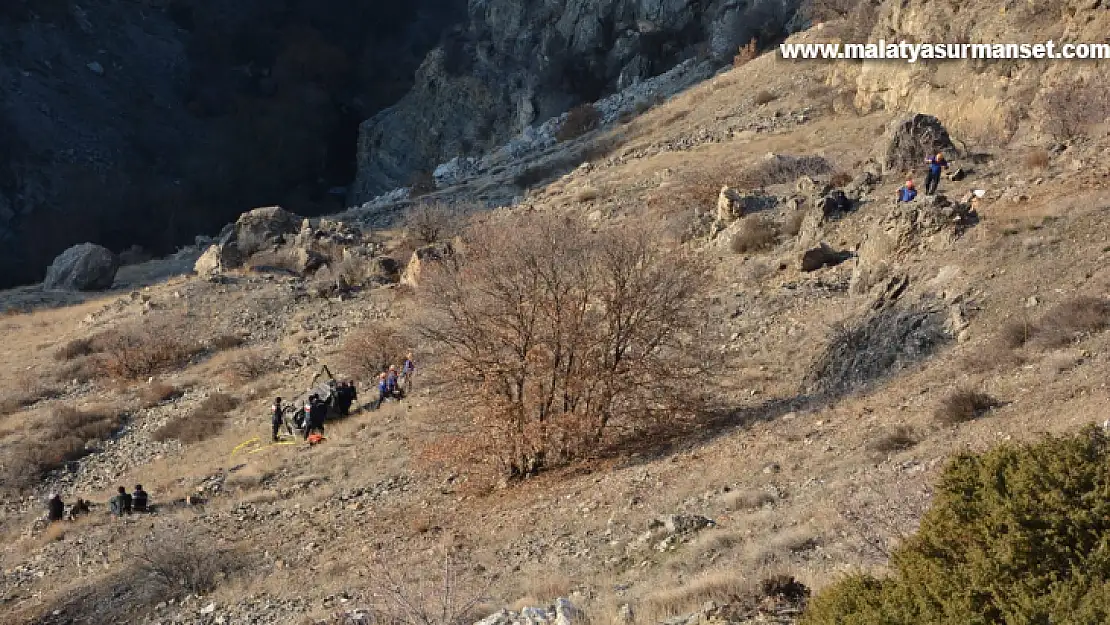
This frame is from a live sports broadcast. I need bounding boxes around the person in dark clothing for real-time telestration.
[271,397,286,441]
[132,485,149,513]
[347,380,358,412]
[304,396,327,440]
[334,383,352,416]
[47,494,64,522]
[375,372,389,409]
[68,498,90,520]
[924,152,949,195]
[110,486,132,516]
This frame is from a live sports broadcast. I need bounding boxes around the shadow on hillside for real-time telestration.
[604,394,818,468]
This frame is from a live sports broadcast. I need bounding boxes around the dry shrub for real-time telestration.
[140,381,184,408]
[223,348,273,385]
[99,320,205,380]
[51,355,102,384]
[1001,298,1110,350]
[1024,149,1050,170]
[869,426,919,454]
[0,404,124,493]
[403,201,463,246]
[0,382,63,416]
[415,214,710,478]
[575,187,601,203]
[752,90,777,106]
[722,488,776,511]
[368,552,490,625]
[730,216,779,254]
[1032,297,1110,348]
[556,103,601,142]
[734,39,758,67]
[516,574,574,604]
[961,340,1025,373]
[1000,317,1036,349]
[210,333,246,351]
[53,336,102,361]
[340,324,408,381]
[935,389,1000,426]
[782,211,806,237]
[1040,80,1110,141]
[829,171,853,187]
[643,571,751,622]
[128,526,245,595]
[737,155,834,189]
[151,392,239,443]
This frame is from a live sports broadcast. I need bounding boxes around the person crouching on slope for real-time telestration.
[898,179,917,202]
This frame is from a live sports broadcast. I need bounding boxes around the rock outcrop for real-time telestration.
[401,242,456,287]
[800,244,852,272]
[352,0,803,200]
[849,196,978,294]
[43,243,120,291]
[878,114,955,174]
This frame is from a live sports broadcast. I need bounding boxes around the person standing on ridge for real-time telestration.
[924,152,949,196]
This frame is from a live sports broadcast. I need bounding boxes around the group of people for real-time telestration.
[266,354,417,443]
[45,484,149,522]
[898,152,950,202]
[110,485,149,516]
[374,353,415,409]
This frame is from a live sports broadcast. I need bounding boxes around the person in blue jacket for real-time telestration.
[898,179,917,202]
[924,152,949,195]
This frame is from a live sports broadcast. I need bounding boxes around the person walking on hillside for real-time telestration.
[375,372,389,409]
[924,152,949,195]
[401,353,415,395]
[386,365,399,398]
[898,179,917,203]
[271,397,287,441]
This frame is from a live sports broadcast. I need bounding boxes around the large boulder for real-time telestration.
[715,188,777,227]
[879,114,956,174]
[194,241,243,276]
[400,242,455,287]
[231,206,300,255]
[43,243,119,291]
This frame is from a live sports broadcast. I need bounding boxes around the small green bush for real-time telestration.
[804,426,1110,624]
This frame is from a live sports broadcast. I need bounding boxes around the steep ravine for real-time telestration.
[0,0,801,289]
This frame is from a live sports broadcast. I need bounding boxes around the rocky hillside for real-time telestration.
[351,0,801,200]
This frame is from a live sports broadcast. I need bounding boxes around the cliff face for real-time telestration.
[0,0,467,288]
[827,0,1110,146]
[0,0,800,288]
[351,0,800,201]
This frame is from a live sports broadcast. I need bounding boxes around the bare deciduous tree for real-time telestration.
[415,214,711,478]
[368,552,491,625]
